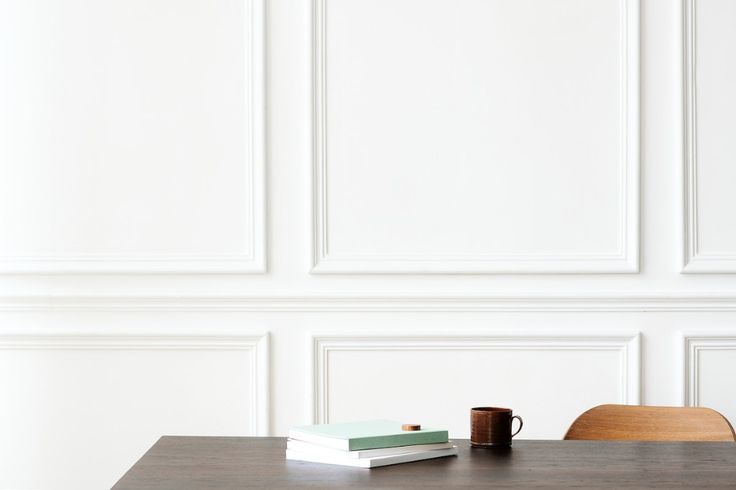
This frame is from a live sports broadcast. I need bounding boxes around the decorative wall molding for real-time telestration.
[683,0,700,272]
[312,0,640,274]
[0,331,270,435]
[682,0,736,273]
[0,0,266,274]
[311,333,641,423]
[6,294,736,312]
[683,334,736,406]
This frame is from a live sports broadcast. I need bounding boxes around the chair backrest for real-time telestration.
[564,404,736,442]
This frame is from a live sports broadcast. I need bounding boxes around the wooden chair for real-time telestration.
[564,404,736,442]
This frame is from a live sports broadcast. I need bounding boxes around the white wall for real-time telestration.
[1,0,736,489]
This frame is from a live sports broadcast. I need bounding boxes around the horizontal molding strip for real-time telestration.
[4,295,736,312]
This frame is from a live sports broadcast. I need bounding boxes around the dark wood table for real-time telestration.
[112,436,736,489]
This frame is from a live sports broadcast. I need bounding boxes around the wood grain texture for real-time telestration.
[112,436,736,489]
[564,404,736,441]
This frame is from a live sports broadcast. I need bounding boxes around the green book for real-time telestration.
[288,420,449,451]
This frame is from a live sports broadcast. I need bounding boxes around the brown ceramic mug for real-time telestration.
[470,407,523,447]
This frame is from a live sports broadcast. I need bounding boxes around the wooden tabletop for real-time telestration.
[112,436,736,489]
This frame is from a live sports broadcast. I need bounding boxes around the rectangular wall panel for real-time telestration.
[683,0,736,272]
[313,0,639,273]
[313,334,640,438]
[0,333,269,490]
[0,0,265,272]
[684,335,736,426]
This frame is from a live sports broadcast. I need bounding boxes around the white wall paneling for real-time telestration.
[0,331,269,490]
[312,333,640,438]
[0,0,265,273]
[683,0,736,272]
[5,0,736,489]
[683,334,736,426]
[313,0,639,273]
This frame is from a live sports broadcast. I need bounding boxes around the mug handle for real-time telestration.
[511,415,523,438]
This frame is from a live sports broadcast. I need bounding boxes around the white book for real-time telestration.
[285,446,458,468]
[286,439,455,459]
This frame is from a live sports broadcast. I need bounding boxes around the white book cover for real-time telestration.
[286,439,455,459]
[285,446,458,468]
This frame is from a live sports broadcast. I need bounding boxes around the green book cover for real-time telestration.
[288,420,449,451]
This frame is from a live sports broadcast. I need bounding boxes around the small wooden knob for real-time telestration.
[402,424,421,431]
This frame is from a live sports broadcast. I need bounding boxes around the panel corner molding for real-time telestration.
[312,0,640,274]
[0,330,271,436]
[682,333,736,407]
[311,332,641,424]
[0,0,266,275]
[682,0,736,273]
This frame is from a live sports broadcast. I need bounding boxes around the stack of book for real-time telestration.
[286,420,458,468]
